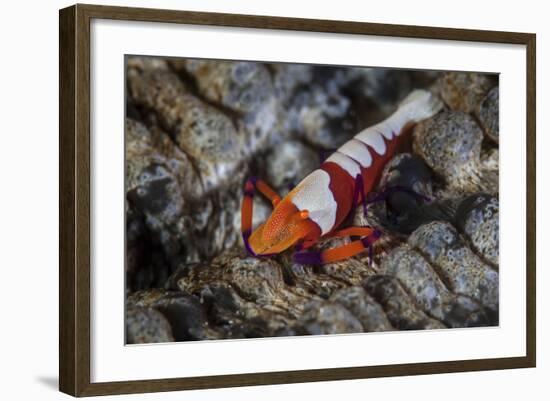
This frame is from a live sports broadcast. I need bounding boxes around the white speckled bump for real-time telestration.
[291,170,337,235]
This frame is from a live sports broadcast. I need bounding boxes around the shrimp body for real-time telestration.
[242,90,443,263]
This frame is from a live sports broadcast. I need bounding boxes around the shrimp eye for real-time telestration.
[299,210,309,220]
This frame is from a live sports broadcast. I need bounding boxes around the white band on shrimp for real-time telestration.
[291,169,337,235]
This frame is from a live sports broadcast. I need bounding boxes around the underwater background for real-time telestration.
[125,57,499,343]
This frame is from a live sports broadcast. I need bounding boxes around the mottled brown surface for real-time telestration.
[124,57,500,343]
[477,87,500,143]
[438,72,496,113]
[413,111,498,195]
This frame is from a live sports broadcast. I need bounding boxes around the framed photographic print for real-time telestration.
[59,3,536,397]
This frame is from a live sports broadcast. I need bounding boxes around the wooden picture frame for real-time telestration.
[59,3,536,397]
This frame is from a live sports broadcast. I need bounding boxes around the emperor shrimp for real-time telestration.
[240,89,443,264]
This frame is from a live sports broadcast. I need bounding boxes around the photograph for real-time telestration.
[55,2,537,396]
[124,56,500,344]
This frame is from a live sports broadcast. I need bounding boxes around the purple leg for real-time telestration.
[362,228,382,266]
[351,174,368,218]
[293,250,323,265]
[242,229,257,257]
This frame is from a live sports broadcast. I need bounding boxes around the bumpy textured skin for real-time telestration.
[126,59,500,342]
[413,112,483,189]
[379,244,494,327]
[438,72,496,113]
[454,194,500,268]
[363,275,447,330]
[126,307,174,344]
[329,286,394,332]
[477,87,499,143]
[407,221,499,311]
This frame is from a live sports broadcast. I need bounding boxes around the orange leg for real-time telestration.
[295,238,317,251]
[324,226,375,239]
[241,177,281,255]
[256,180,281,206]
[293,228,382,265]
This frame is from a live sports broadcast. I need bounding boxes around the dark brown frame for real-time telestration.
[59,3,536,397]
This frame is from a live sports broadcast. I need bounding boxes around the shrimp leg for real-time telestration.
[241,177,281,256]
[293,229,381,265]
